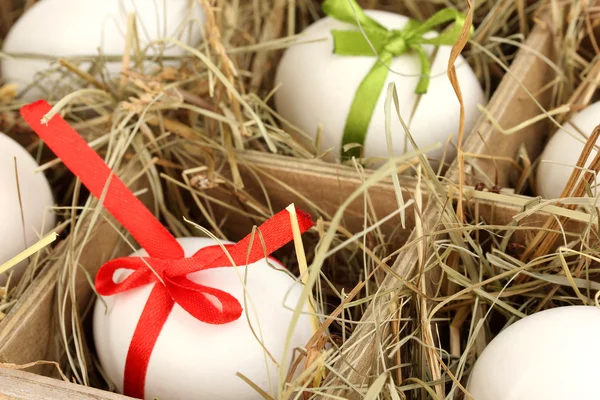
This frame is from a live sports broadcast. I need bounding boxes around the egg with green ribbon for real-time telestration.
[275,0,485,165]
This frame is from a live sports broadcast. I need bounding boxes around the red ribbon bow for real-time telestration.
[20,100,314,399]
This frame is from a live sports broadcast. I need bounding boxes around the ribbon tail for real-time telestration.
[124,284,175,399]
[166,207,313,276]
[341,52,393,160]
[19,100,184,260]
[211,206,314,267]
[412,46,432,94]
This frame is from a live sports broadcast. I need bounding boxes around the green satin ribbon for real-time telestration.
[322,0,472,159]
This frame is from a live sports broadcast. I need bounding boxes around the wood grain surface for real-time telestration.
[0,368,133,400]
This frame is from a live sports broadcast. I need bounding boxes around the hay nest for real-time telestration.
[2,0,594,399]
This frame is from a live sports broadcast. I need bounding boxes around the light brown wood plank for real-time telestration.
[447,12,556,187]
[0,368,132,400]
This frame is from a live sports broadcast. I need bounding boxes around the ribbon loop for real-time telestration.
[410,8,468,39]
[95,258,157,296]
[321,0,471,159]
[330,29,389,55]
[322,0,384,29]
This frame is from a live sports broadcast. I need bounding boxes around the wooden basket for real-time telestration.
[0,4,571,400]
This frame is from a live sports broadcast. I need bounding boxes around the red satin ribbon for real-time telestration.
[20,100,314,399]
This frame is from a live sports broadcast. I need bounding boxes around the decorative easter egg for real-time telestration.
[274,9,485,164]
[94,237,314,400]
[1,0,205,100]
[467,306,600,399]
[0,132,55,284]
[537,101,600,199]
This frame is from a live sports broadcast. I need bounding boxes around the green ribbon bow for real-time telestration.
[322,0,472,159]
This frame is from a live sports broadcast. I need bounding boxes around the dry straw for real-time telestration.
[0,0,594,399]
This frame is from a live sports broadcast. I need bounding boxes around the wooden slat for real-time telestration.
[447,12,556,187]
[0,368,132,400]
[0,259,57,376]
[206,151,421,247]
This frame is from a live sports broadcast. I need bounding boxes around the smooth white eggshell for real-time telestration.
[467,306,600,400]
[274,10,485,164]
[93,237,314,400]
[1,0,205,100]
[0,132,55,285]
[537,101,600,199]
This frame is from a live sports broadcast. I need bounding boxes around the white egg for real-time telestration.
[467,306,600,400]
[0,132,55,285]
[537,101,600,199]
[1,0,205,100]
[274,10,485,164]
[93,237,314,400]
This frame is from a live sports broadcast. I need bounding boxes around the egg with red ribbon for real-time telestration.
[0,132,55,285]
[18,100,316,400]
[93,237,314,400]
